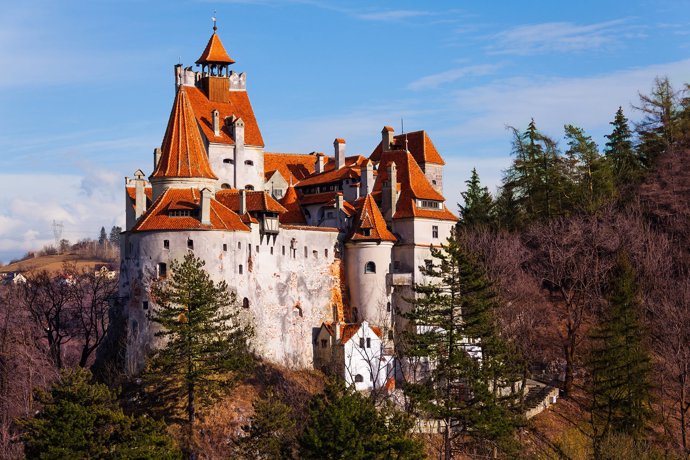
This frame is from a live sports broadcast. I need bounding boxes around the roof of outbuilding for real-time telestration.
[151,87,218,180]
[131,188,250,232]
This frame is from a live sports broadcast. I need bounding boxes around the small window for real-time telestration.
[163,240,169,249]
[387,302,391,312]
[223,243,227,252]
[366,338,371,348]
[256,245,259,253]
[187,239,194,250]
[249,244,252,253]
[239,264,243,274]
[223,158,233,164]
[245,184,254,190]
[221,183,231,189]
[321,339,327,348]
[282,245,286,256]
[424,259,433,272]
[362,229,371,237]
[365,261,376,274]
[432,225,439,239]
[313,250,318,258]
[388,330,394,340]
[142,301,149,310]
[242,297,250,309]
[275,190,283,198]
[270,247,274,255]
[359,337,365,348]
[325,248,328,258]
[355,374,364,383]
[238,241,242,249]
[304,246,308,258]
[157,263,167,278]
[432,179,437,185]
[244,160,254,166]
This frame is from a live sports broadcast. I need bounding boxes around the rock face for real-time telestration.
[119,227,341,373]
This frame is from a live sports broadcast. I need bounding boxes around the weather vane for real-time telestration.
[212,10,217,31]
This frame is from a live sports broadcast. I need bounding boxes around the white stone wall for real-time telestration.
[343,323,392,391]
[345,241,393,325]
[422,163,444,195]
[207,143,265,191]
[120,225,340,373]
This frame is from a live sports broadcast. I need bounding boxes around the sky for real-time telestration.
[1,0,690,263]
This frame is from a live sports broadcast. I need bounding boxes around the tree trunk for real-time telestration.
[563,338,575,397]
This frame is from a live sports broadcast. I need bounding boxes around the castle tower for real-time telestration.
[345,194,396,326]
[149,86,218,201]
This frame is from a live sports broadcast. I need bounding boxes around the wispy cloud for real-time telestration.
[407,64,503,91]
[355,10,435,22]
[487,18,633,55]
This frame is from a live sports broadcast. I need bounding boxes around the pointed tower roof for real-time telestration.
[279,184,307,224]
[151,87,218,180]
[346,194,396,242]
[196,32,235,65]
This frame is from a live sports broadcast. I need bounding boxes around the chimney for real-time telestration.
[239,189,247,215]
[335,193,344,227]
[315,153,325,174]
[200,188,212,225]
[334,138,346,169]
[233,117,245,147]
[134,169,146,220]
[383,162,398,222]
[212,109,220,137]
[360,160,374,196]
[174,63,182,89]
[382,126,394,151]
[153,148,161,171]
[334,321,341,341]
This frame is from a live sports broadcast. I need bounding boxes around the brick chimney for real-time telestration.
[212,109,220,137]
[239,189,247,215]
[134,169,147,220]
[200,188,212,225]
[334,138,346,169]
[382,126,394,151]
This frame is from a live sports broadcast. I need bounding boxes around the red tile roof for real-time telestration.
[151,87,218,180]
[281,225,339,232]
[196,33,235,65]
[185,85,264,147]
[322,322,383,343]
[125,186,152,209]
[346,194,396,242]
[294,156,367,189]
[374,150,457,222]
[279,185,307,224]
[215,189,286,214]
[131,188,250,232]
[264,152,320,183]
[370,130,445,165]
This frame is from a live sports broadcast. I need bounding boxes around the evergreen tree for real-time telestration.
[604,107,642,189]
[145,253,254,455]
[563,124,615,212]
[109,226,123,245]
[299,381,425,460]
[98,226,108,245]
[459,168,494,229]
[587,254,652,456]
[401,230,522,459]
[634,77,682,166]
[238,392,297,459]
[492,184,523,231]
[503,120,572,224]
[20,368,180,459]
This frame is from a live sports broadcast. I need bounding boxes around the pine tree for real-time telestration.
[563,124,615,212]
[238,392,297,459]
[401,230,522,458]
[98,226,107,245]
[145,253,254,455]
[604,107,642,190]
[20,368,181,459]
[109,226,122,245]
[492,184,523,231]
[459,168,494,229]
[634,77,681,166]
[587,254,651,456]
[299,381,425,460]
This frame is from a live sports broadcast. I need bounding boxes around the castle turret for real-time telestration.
[345,194,396,324]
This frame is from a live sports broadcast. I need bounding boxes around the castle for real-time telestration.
[119,25,458,387]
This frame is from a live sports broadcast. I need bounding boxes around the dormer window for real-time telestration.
[169,209,197,217]
[418,200,442,209]
[361,229,371,237]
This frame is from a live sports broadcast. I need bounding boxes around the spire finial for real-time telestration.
[212,11,217,32]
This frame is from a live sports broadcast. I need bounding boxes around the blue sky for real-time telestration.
[1,0,690,262]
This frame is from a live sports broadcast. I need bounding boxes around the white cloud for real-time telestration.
[487,18,632,55]
[356,10,435,22]
[407,64,503,91]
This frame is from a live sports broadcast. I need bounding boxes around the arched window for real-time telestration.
[221,183,231,189]
[354,374,364,383]
[244,160,254,166]
[244,185,254,191]
[242,297,250,309]
[365,261,376,274]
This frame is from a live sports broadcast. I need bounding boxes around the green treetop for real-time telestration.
[459,168,494,229]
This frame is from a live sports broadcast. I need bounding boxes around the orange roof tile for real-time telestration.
[370,130,445,165]
[322,322,383,343]
[215,189,286,214]
[374,150,457,222]
[196,33,235,65]
[294,156,368,188]
[125,186,152,209]
[132,188,250,232]
[346,194,396,242]
[279,185,307,224]
[186,85,264,147]
[151,87,218,180]
[281,225,339,232]
[264,152,319,183]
